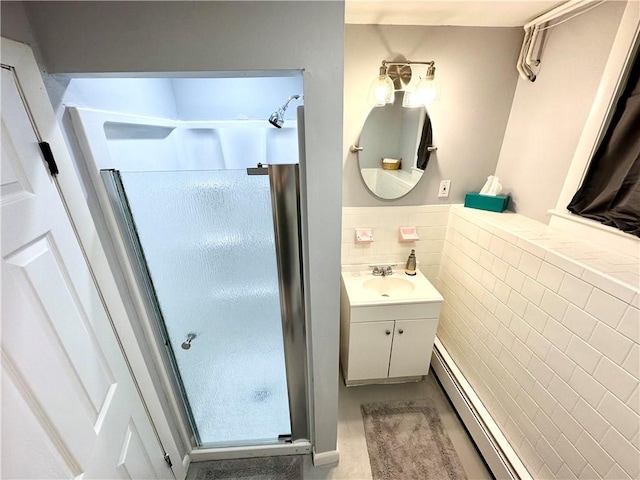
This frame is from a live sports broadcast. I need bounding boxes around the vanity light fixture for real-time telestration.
[369,60,437,108]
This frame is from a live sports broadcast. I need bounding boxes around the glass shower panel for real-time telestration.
[120,170,291,446]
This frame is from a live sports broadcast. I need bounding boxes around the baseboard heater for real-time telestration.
[431,337,532,480]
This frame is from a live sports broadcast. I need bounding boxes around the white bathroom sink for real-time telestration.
[341,265,443,306]
[362,276,416,296]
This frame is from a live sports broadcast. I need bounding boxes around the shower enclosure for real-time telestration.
[64,73,308,453]
[101,164,308,447]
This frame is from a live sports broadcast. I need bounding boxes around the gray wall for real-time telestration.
[495,1,626,223]
[344,25,522,206]
[4,0,344,457]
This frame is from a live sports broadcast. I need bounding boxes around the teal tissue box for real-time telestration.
[464,192,510,212]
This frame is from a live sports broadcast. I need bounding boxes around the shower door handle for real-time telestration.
[181,332,197,350]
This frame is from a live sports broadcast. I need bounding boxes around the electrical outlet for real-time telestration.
[438,180,451,198]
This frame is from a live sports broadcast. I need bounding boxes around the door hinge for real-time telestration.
[164,453,173,468]
[38,142,59,176]
[247,163,268,176]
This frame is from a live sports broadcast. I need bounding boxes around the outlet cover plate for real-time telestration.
[438,180,451,198]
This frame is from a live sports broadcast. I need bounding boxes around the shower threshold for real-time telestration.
[189,441,312,462]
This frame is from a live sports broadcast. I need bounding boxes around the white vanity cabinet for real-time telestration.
[340,267,443,386]
[347,318,438,381]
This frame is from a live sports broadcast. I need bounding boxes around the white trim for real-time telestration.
[190,442,312,462]
[295,104,319,459]
[431,338,532,480]
[0,37,188,479]
[556,1,640,211]
[311,448,340,466]
[181,454,191,475]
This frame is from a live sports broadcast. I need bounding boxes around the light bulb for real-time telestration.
[368,67,395,107]
[414,76,438,106]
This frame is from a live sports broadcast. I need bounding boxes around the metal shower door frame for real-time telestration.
[100,165,309,450]
[266,164,309,443]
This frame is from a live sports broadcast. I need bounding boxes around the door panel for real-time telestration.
[388,319,437,378]
[1,64,169,478]
[118,419,161,479]
[5,236,116,414]
[348,321,394,380]
[1,366,78,479]
[114,169,292,446]
[2,258,104,462]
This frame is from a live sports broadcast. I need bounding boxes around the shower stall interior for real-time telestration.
[65,74,309,451]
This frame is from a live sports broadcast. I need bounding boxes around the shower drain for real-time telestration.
[252,388,272,402]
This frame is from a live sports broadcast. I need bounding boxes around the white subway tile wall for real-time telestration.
[439,205,639,479]
[341,204,639,478]
[341,205,450,282]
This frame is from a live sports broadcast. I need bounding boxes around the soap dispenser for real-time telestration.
[405,249,417,276]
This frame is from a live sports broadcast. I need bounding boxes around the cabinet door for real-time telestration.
[388,319,437,378]
[348,321,394,381]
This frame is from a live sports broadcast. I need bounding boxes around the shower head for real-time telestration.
[268,94,301,128]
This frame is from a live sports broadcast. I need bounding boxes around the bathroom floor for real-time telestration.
[301,370,492,479]
[187,370,492,479]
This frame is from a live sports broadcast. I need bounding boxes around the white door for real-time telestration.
[348,321,394,380]
[388,319,437,378]
[1,63,172,478]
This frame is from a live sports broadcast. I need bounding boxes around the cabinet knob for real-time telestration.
[385,330,391,335]
[398,329,404,334]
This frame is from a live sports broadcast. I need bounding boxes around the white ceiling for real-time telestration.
[345,1,569,27]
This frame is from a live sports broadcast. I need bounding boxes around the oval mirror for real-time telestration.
[356,92,434,199]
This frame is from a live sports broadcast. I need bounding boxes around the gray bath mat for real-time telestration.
[361,399,468,480]
[189,455,302,480]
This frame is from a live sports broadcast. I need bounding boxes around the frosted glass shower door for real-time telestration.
[114,169,293,447]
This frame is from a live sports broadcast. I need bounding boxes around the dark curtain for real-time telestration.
[567,50,640,237]
[416,112,433,171]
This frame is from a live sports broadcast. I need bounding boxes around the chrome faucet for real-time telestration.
[372,265,394,276]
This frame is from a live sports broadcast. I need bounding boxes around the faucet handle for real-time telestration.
[372,266,382,276]
[384,266,394,276]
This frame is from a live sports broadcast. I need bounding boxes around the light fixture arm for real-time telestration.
[379,60,436,90]
[381,60,435,68]
[369,59,438,107]
[382,60,436,78]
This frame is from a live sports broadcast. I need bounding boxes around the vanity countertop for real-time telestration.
[341,265,443,307]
